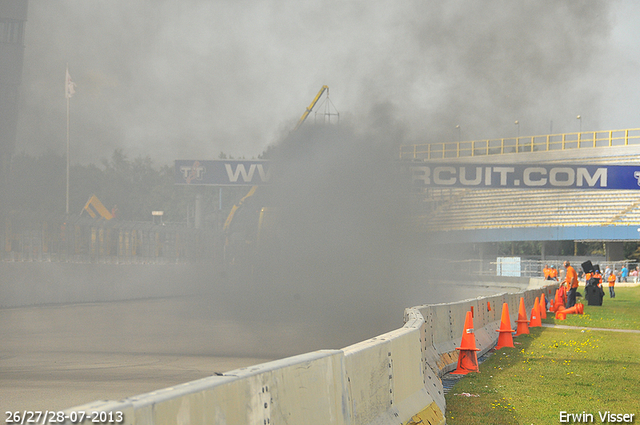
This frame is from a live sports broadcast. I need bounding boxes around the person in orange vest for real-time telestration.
[584,270,593,283]
[593,269,603,287]
[543,264,551,280]
[563,261,579,308]
[608,271,616,298]
[549,265,558,281]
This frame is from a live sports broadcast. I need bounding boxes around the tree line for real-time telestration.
[6,149,248,227]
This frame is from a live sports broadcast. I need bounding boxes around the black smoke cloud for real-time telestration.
[16,0,614,166]
[10,0,617,345]
[225,122,426,339]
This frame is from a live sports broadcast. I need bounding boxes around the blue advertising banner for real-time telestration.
[176,159,640,189]
[175,160,271,186]
[408,163,640,190]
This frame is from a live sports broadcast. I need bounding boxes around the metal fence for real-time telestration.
[3,213,217,264]
[445,257,639,279]
[399,128,640,160]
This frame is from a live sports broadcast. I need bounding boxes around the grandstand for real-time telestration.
[402,128,640,262]
[417,188,640,231]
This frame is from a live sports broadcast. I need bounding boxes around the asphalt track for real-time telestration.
[1,283,510,414]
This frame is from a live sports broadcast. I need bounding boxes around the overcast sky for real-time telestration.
[14,0,640,166]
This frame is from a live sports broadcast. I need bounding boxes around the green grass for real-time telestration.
[548,286,640,330]
[445,286,640,425]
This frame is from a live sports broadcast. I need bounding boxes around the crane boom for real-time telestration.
[223,85,331,269]
[293,85,329,132]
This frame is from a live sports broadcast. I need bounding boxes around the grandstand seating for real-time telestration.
[415,188,640,231]
[406,140,640,233]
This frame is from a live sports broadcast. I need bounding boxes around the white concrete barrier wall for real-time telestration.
[61,278,557,425]
[132,350,347,424]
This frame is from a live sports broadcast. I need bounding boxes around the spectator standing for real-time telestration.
[608,272,616,298]
[563,261,579,308]
[621,265,628,283]
[604,265,612,283]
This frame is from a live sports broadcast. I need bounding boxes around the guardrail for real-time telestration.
[3,214,216,264]
[58,279,557,425]
[399,128,640,160]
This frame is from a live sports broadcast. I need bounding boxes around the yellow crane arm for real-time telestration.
[223,185,258,232]
[224,85,329,240]
[293,85,328,132]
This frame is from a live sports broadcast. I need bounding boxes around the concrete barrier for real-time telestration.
[132,350,346,424]
[60,278,556,425]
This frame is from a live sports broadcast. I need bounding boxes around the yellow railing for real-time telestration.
[399,128,640,160]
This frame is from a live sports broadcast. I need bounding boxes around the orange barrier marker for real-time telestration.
[450,311,480,375]
[559,285,567,308]
[556,303,584,320]
[495,303,515,350]
[555,303,566,319]
[549,289,560,313]
[515,297,529,336]
[487,302,491,312]
[539,293,547,319]
[550,289,562,312]
[529,297,542,327]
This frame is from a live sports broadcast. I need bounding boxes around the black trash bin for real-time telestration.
[585,278,604,306]
[581,260,594,274]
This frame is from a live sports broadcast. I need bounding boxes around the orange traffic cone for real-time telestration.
[556,303,584,320]
[559,285,567,308]
[529,297,542,328]
[557,288,565,311]
[515,297,529,336]
[495,303,515,350]
[539,293,547,319]
[550,289,562,312]
[450,311,480,375]
[549,297,556,313]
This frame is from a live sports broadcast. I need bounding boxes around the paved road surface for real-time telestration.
[1,295,331,413]
[1,282,510,413]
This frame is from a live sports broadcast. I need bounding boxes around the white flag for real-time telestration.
[65,66,76,99]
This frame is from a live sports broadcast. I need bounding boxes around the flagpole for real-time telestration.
[65,64,76,216]
[66,78,70,215]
